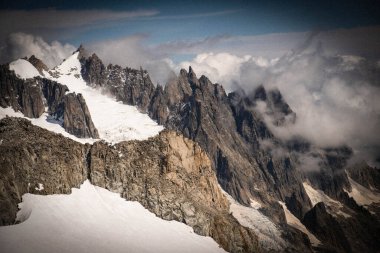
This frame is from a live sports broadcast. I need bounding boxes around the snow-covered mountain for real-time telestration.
[1,47,380,253]
[3,51,163,144]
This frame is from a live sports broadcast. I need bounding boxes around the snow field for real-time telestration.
[9,59,41,79]
[50,52,163,143]
[0,180,226,253]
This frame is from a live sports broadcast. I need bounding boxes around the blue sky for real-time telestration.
[1,0,380,68]
[1,0,380,46]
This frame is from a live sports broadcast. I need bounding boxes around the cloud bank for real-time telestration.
[181,38,380,167]
[0,33,76,67]
[85,35,175,85]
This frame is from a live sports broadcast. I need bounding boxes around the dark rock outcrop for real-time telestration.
[0,117,261,253]
[346,162,380,190]
[79,53,155,111]
[0,65,99,139]
[0,65,45,118]
[302,203,350,253]
[80,53,106,87]
[302,201,380,253]
[62,93,99,138]
[0,117,88,225]
[27,55,48,74]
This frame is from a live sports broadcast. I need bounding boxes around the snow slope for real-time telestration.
[345,175,380,207]
[9,59,41,79]
[279,201,320,246]
[49,52,163,143]
[303,182,351,218]
[0,180,226,253]
[221,189,286,251]
[3,53,163,144]
[0,107,96,144]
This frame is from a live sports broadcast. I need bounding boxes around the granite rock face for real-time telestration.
[0,117,88,225]
[26,55,48,74]
[0,65,99,138]
[0,65,45,118]
[302,201,380,253]
[62,93,99,138]
[0,117,260,253]
[79,53,155,111]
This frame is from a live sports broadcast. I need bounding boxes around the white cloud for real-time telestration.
[179,52,252,88]
[180,39,380,166]
[1,33,76,67]
[86,35,175,85]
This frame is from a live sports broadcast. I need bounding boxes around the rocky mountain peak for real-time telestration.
[187,66,199,87]
[179,68,188,77]
[252,85,267,101]
[27,55,48,74]
[76,44,89,59]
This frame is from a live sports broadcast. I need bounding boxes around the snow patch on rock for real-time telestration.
[48,52,164,143]
[221,189,286,251]
[279,201,321,246]
[0,107,96,144]
[9,59,41,79]
[345,175,380,207]
[303,182,351,218]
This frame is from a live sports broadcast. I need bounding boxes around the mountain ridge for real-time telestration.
[0,46,379,253]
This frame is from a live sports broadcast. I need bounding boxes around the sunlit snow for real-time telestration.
[4,53,163,144]
[49,52,163,143]
[0,107,96,144]
[220,189,286,251]
[303,182,351,218]
[344,175,380,207]
[0,180,226,253]
[278,201,320,246]
[9,59,41,79]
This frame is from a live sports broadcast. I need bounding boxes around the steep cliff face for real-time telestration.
[62,93,99,138]
[0,64,99,138]
[79,53,155,111]
[27,55,48,74]
[149,68,312,223]
[0,117,260,253]
[0,65,45,118]
[78,58,311,214]
[302,201,380,253]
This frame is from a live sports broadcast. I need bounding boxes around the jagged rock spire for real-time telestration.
[76,44,89,59]
[27,55,48,74]
[187,66,199,87]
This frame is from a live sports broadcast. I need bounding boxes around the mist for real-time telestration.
[183,35,380,167]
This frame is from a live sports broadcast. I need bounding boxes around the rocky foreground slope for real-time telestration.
[0,117,260,253]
